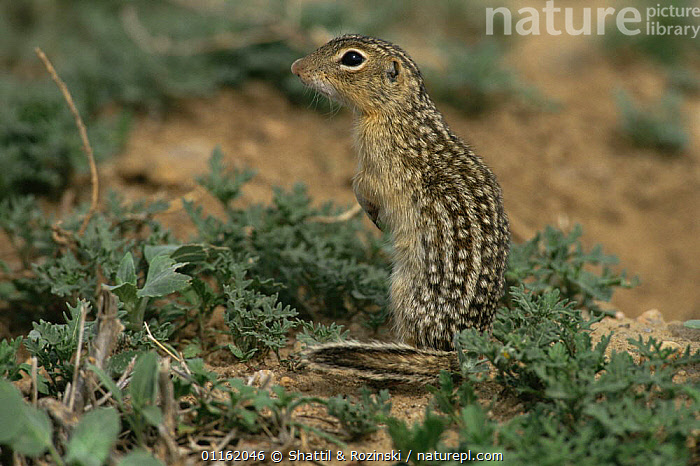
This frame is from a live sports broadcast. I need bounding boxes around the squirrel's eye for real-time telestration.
[340,51,365,67]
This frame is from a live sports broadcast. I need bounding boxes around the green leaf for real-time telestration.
[227,344,257,361]
[683,320,700,329]
[34,371,50,395]
[197,147,256,205]
[141,405,163,427]
[116,252,137,286]
[184,358,219,386]
[107,350,142,375]
[181,342,202,358]
[0,380,25,442]
[130,351,158,410]
[144,243,206,264]
[65,407,120,466]
[143,245,179,263]
[103,282,139,309]
[387,413,445,454]
[143,243,207,264]
[459,405,493,445]
[11,403,53,457]
[0,379,53,456]
[117,449,166,466]
[137,255,191,298]
[171,244,208,263]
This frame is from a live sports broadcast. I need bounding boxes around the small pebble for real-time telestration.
[279,376,294,388]
[661,341,683,349]
[660,341,685,360]
[247,369,275,389]
[637,309,664,326]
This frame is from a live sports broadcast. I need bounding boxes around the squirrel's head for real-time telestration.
[291,34,425,116]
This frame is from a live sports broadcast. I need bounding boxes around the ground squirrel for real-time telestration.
[291,35,510,383]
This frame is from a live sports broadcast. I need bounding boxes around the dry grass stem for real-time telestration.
[307,204,363,223]
[35,47,99,236]
[67,301,88,412]
[144,321,182,362]
[30,356,38,406]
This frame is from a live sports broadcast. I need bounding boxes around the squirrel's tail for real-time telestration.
[301,340,458,383]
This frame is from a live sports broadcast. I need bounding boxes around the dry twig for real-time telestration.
[92,290,125,370]
[67,300,89,412]
[306,204,363,224]
[30,356,38,407]
[144,321,182,362]
[51,221,75,246]
[78,290,125,411]
[35,48,99,236]
[157,358,180,463]
[213,428,239,452]
[89,356,136,409]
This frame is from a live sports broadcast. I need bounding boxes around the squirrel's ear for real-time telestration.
[386,59,400,82]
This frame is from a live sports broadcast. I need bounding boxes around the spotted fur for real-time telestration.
[292,35,510,381]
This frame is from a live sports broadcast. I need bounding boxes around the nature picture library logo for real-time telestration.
[486,1,700,38]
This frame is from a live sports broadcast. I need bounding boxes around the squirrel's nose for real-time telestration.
[291,58,303,76]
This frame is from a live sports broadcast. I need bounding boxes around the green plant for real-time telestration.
[505,223,638,315]
[428,40,547,114]
[0,379,120,466]
[1,195,176,325]
[616,89,689,154]
[64,407,121,466]
[0,195,54,270]
[388,285,700,465]
[684,320,700,329]
[326,387,391,440]
[0,79,129,200]
[223,267,298,361]
[296,320,349,345]
[0,379,62,463]
[2,82,696,465]
[0,1,308,199]
[24,301,93,395]
[0,1,542,201]
[428,371,480,422]
[104,249,192,329]
[188,150,391,327]
[603,0,700,65]
[85,351,332,463]
[386,412,447,464]
[0,337,24,381]
[382,225,698,465]
[460,287,607,400]
[165,357,333,445]
[1,148,392,370]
